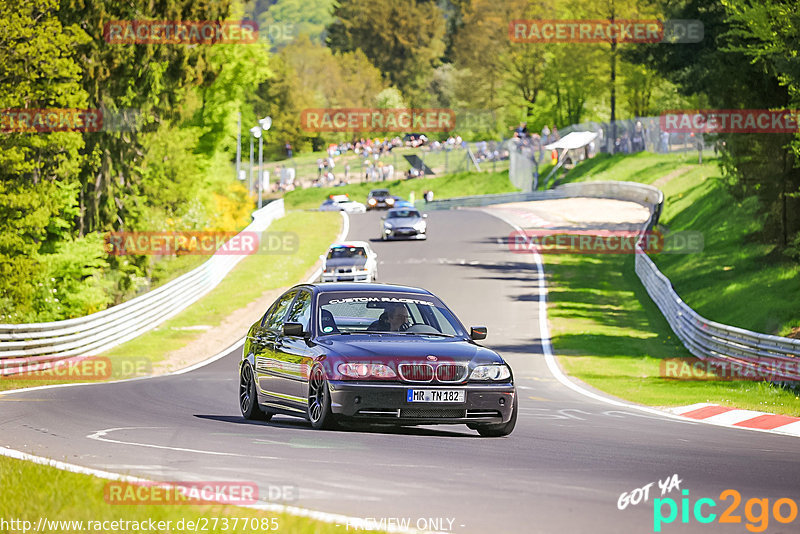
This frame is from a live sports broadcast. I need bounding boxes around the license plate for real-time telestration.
[407,389,465,403]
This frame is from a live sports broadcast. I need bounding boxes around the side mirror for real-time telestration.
[470,326,487,340]
[283,322,305,337]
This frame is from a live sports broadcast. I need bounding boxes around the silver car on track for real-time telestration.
[381,207,428,240]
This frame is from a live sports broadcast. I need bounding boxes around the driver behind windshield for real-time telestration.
[367,303,410,332]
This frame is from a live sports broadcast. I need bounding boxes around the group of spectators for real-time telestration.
[511,122,560,165]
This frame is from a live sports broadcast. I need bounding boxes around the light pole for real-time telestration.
[249,126,260,199]
[257,117,272,209]
[236,112,241,182]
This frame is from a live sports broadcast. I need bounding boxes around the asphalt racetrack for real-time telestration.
[2,208,799,533]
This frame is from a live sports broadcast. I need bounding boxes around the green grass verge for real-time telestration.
[549,253,800,415]
[0,211,341,393]
[0,455,361,534]
[548,152,800,415]
[283,170,522,210]
[557,150,711,185]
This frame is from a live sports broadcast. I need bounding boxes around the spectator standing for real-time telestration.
[660,131,670,153]
[285,142,292,158]
[542,124,551,144]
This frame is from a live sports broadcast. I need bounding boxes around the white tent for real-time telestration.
[544,131,598,151]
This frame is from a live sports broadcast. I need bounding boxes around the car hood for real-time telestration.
[317,335,504,365]
[324,257,367,268]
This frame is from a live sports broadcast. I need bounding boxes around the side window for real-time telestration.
[264,291,297,331]
[259,301,278,327]
[284,291,312,331]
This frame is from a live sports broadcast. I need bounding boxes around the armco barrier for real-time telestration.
[635,252,800,383]
[426,181,800,382]
[0,200,285,374]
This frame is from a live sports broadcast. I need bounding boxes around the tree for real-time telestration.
[327,0,446,105]
[0,0,90,319]
[630,0,800,250]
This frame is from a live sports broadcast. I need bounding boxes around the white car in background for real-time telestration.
[320,241,378,282]
[319,194,367,213]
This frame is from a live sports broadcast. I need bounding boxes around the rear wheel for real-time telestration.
[473,395,517,437]
[308,366,337,430]
[239,363,273,421]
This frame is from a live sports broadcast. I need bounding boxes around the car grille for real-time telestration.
[400,408,467,419]
[398,363,434,382]
[435,364,468,382]
[398,363,467,383]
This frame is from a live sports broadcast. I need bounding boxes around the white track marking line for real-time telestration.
[481,209,707,423]
[0,445,433,534]
[0,211,435,533]
[171,338,245,375]
[483,207,800,438]
[86,427,280,460]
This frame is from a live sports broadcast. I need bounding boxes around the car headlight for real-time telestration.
[338,363,397,379]
[386,198,395,205]
[368,198,377,205]
[414,221,426,230]
[383,221,393,228]
[469,364,511,381]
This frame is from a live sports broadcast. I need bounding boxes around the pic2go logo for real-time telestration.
[653,489,799,532]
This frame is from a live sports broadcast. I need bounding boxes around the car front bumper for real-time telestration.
[328,381,515,425]
[384,228,426,240]
[320,271,371,282]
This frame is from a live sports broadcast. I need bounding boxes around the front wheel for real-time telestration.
[308,366,337,430]
[473,395,517,437]
[240,363,273,421]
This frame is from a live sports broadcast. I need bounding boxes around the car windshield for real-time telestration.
[327,246,366,260]
[388,209,420,219]
[370,190,389,198]
[317,291,467,337]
